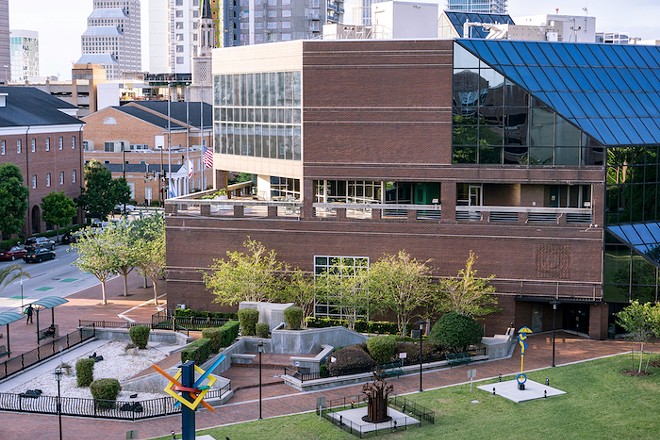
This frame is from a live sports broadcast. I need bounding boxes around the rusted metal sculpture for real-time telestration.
[361,371,393,423]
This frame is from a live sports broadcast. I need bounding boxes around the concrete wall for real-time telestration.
[239,301,294,330]
[271,326,366,355]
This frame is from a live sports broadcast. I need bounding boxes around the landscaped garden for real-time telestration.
[152,353,660,440]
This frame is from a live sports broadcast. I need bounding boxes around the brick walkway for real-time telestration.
[0,273,657,439]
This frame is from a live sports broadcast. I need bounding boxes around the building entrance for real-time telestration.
[562,304,590,335]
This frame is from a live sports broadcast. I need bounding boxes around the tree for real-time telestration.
[429,312,483,353]
[367,250,434,337]
[616,300,655,374]
[438,251,498,319]
[106,221,138,297]
[132,214,166,305]
[78,160,131,220]
[0,264,30,293]
[0,163,29,238]
[69,228,117,305]
[314,258,369,330]
[203,238,285,306]
[276,268,315,325]
[41,191,77,241]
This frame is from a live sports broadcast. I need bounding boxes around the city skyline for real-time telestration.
[8,0,660,80]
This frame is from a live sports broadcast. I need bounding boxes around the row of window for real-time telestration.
[30,170,77,189]
[0,136,78,155]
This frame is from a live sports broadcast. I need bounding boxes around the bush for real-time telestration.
[173,309,238,320]
[219,320,240,346]
[180,338,213,364]
[90,378,121,410]
[396,341,443,365]
[366,335,397,364]
[327,344,375,376]
[238,308,259,336]
[256,323,270,338]
[284,306,303,330]
[202,327,224,353]
[429,312,483,353]
[368,321,399,335]
[129,325,150,349]
[304,317,398,334]
[76,358,95,387]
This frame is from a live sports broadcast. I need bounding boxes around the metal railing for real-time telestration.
[0,327,96,381]
[78,320,150,329]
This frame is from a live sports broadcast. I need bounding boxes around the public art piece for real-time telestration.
[517,326,533,388]
[362,371,394,423]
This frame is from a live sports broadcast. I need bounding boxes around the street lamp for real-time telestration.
[551,301,559,367]
[20,276,24,309]
[418,321,424,392]
[54,367,63,440]
[257,340,264,419]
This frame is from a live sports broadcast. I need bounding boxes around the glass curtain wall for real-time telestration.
[214,71,302,161]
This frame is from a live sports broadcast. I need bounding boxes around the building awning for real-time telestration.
[30,296,69,310]
[0,311,25,326]
[515,295,602,305]
[607,222,660,266]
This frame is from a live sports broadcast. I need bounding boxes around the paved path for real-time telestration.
[0,273,657,439]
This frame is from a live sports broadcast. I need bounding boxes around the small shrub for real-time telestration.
[396,341,443,365]
[129,325,150,349]
[368,321,399,335]
[202,327,224,353]
[76,358,95,387]
[90,378,121,410]
[429,312,483,352]
[284,306,304,330]
[238,308,259,336]
[219,320,240,347]
[327,344,375,376]
[181,338,213,364]
[367,335,397,364]
[256,322,270,338]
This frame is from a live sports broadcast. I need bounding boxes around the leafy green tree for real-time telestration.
[41,191,77,241]
[314,258,369,330]
[0,264,30,293]
[78,160,131,220]
[69,228,117,305]
[367,250,434,337]
[132,214,166,305]
[429,312,483,353]
[106,221,138,297]
[616,300,655,373]
[276,268,315,325]
[203,238,285,306]
[0,163,29,238]
[438,251,498,319]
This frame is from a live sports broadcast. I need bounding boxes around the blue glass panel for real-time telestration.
[581,68,606,91]
[529,42,549,65]
[612,46,635,67]
[618,68,642,91]
[630,69,653,92]
[577,44,600,66]
[559,93,586,118]
[573,118,599,140]
[543,92,573,118]
[620,93,646,117]
[638,46,659,68]
[597,93,623,117]
[646,223,660,242]
[628,117,653,142]
[565,45,589,67]
[539,43,562,65]
[607,118,632,145]
[553,67,579,90]
[541,67,569,91]
[626,47,650,68]
[615,118,643,144]
[526,66,553,89]
[651,69,660,92]
[485,41,512,65]
[570,93,599,118]
[603,46,626,68]
[639,118,660,143]
[584,93,612,118]
[609,92,634,115]
[512,43,537,65]
[569,67,595,91]
[588,118,618,145]
[618,225,642,244]
[636,224,657,245]
[501,65,534,90]
[639,92,660,117]
[604,68,628,90]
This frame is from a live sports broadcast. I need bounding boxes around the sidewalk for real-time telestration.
[0,274,657,439]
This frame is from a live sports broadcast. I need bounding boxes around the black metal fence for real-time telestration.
[151,312,230,332]
[0,327,96,381]
[317,393,434,438]
[78,320,150,329]
[0,382,231,421]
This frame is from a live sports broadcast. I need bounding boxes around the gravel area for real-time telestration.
[9,341,169,401]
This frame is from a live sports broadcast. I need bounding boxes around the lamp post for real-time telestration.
[551,301,559,367]
[257,340,264,419]
[20,276,24,309]
[418,321,424,392]
[54,367,63,440]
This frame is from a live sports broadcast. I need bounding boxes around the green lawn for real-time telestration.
[154,353,660,440]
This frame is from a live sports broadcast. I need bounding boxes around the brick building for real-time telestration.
[164,39,660,340]
[0,86,84,235]
[82,101,213,205]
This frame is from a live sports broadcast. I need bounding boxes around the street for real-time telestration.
[0,244,102,313]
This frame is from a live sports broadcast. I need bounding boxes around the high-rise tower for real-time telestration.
[446,0,507,14]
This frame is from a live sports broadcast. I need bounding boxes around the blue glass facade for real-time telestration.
[444,11,514,38]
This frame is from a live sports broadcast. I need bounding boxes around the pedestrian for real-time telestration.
[25,304,34,324]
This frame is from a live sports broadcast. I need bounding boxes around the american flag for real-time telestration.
[203,145,213,169]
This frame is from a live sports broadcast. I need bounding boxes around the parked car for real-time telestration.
[23,248,56,263]
[25,236,56,251]
[113,204,137,214]
[0,245,28,261]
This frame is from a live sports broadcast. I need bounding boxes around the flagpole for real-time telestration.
[168,81,173,198]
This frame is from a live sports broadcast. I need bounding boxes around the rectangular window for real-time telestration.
[72,136,76,149]
[31,138,36,152]
[32,175,37,189]
[175,10,184,17]
[0,141,5,155]
[59,171,64,185]
[45,137,50,151]
[59,137,63,149]
[17,139,22,153]
[72,169,77,183]
[46,173,51,187]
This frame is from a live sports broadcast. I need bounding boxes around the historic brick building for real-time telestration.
[164,39,660,340]
[0,87,84,235]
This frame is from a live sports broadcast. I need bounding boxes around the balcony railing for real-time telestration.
[456,206,592,224]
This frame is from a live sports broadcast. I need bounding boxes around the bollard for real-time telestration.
[545,377,550,386]
[492,387,496,395]
[498,374,502,382]
[544,390,547,398]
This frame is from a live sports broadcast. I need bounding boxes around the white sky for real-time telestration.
[8,0,660,80]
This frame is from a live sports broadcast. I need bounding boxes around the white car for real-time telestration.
[113,204,136,214]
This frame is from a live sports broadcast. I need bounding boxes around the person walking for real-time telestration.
[25,304,34,324]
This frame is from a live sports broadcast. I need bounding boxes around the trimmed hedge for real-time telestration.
[90,378,121,409]
[202,321,239,352]
[305,317,399,335]
[238,308,259,336]
[366,335,397,364]
[173,309,238,320]
[327,344,375,376]
[129,325,150,349]
[256,323,270,338]
[76,358,95,387]
[181,337,213,364]
[284,306,303,330]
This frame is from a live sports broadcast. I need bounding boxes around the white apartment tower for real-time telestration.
[149,0,201,74]
[446,0,507,14]
[77,0,141,80]
[9,30,39,82]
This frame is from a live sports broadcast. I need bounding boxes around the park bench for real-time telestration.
[0,344,8,358]
[378,360,404,378]
[446,352,471,368]
[37,325,58,341]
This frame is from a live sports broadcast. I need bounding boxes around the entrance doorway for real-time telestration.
[562,304,590,335]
